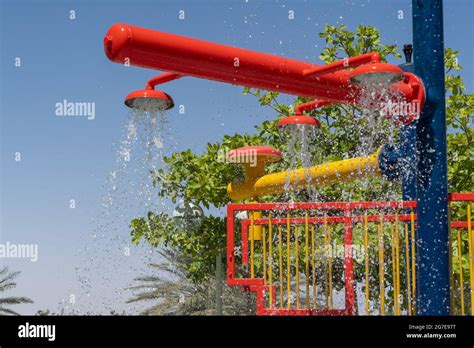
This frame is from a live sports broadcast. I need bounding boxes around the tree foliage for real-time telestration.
[0,267,33,316]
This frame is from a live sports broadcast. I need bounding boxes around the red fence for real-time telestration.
[227,194,473,316]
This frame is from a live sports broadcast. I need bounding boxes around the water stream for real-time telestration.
[70,108,174,314]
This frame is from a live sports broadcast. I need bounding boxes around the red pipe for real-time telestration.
[104,23,422,122]
[104,23,359,102]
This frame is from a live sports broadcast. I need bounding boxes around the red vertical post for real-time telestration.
[226,205,235,283]
[344,208,355,315]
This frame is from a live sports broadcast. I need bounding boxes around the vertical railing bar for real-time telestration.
[250,212,255,279]
[391,222,397,315]
[278,225,283,309]
[311,224,317,310]
[324,212,329,310]
[405,223,412,316]
[364,212,370,315]
[457,228,465,315]
[262,225,266,286]
[287,213,291,310]
[268,213,273,308]
[467,202,473,316]
[328,223,333,310]
[410,208,417,314]
[395,211,401,316]
[379,213,385,316]
[296,223,300,309]
[305,212,310,309]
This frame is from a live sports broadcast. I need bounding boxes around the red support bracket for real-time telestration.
[145,72,182,90]
[302,52,381,78]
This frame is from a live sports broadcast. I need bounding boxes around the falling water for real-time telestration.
[71,107,174,314]
[349,79,404,202]
[281,123,320,201]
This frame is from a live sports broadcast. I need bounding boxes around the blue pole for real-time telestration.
[412,0,450,315]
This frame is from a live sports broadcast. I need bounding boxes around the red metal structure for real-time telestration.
[102,20,469,315]
[226,200,417,315]
[227,194,473,316]
[104,23,423,124]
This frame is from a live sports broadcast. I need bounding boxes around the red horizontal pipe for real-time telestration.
[104,23,359,102]
[448,192,474,201]
[228,200,417,212]
[246,214,415,226]
[451,221,474,229]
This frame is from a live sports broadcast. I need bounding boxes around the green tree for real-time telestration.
[0,267,33,315]
[130,24,473,314]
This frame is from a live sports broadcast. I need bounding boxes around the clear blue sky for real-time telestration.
[0,0,472,314]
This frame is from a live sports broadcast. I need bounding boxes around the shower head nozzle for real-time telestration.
[277,115,321,136]
[124,89,174,111]
[349,63,404,85]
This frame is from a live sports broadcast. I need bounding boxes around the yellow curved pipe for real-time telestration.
[227,148,382,201]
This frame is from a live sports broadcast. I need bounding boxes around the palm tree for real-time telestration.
[127,248,255,315]
[0,267,33,315]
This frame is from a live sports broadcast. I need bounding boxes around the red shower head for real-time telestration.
[277,115,321,128]
[349,63,404,85]
[124,89,174,111]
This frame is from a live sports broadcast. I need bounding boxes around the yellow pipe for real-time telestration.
[457,229,465,315]
[227,149,382,201]
[250,210,262,241]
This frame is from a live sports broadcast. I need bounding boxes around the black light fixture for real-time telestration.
[403,44,413,64]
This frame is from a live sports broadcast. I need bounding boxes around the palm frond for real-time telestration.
[0,307,20,316]
[0,268,33,315]
[0,297,33,305]
[128,247,254,315]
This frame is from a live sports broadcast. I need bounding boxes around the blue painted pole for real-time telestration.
[412,0,450,315]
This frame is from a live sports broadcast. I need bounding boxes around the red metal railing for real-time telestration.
[227,200,417,316]
[227,194,473,316]
[448,193,473,315]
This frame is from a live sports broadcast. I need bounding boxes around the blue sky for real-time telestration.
[0,0,472,314]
